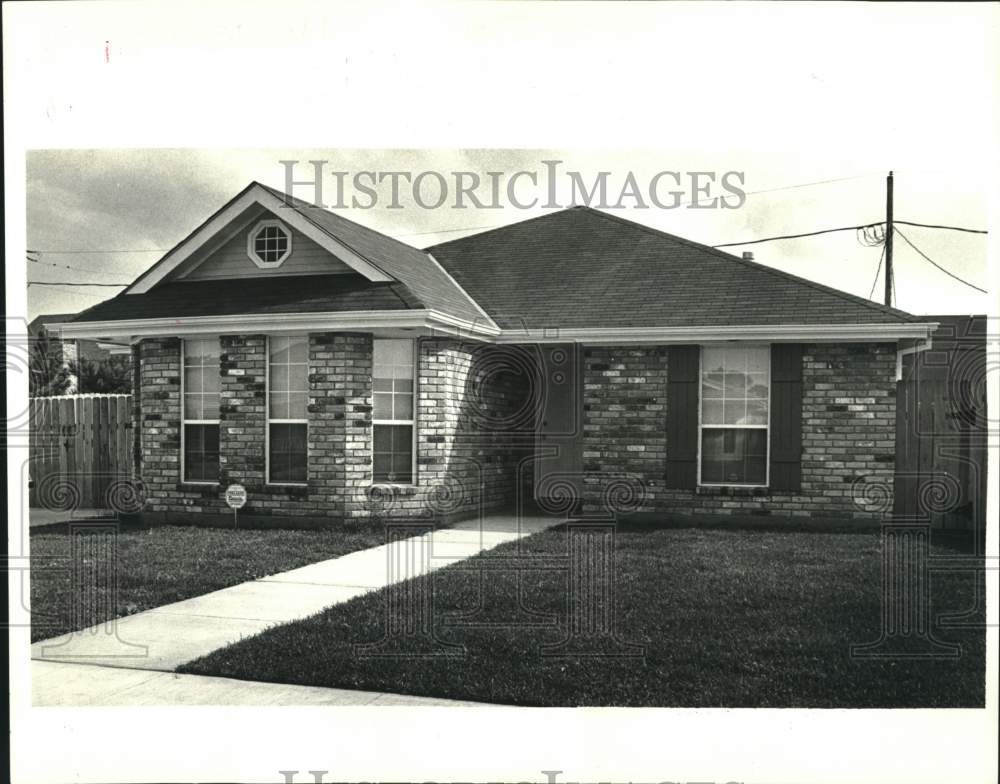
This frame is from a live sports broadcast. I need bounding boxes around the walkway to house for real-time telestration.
[29,507,109,528]
[32,660,493,706]
[30,513,561,705]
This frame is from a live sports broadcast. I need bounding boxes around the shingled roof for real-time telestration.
[255,184,492,327]
[427,206,920,330]
[69,186,922,335]
[72,274,418,322]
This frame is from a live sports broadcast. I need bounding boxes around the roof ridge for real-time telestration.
[583,207,918,323]
[424,206,583,251]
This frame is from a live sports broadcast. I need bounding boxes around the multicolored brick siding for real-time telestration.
[136,335,895,524]
[135,333,532,525]
[580,343,896,521]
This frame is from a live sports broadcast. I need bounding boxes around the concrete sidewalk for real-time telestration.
[31,513,560,703]
[29,508,110,528]
[32,660,492,707]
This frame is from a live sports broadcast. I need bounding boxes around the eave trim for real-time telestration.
[58,309,501,341]
[492,322,940,344]
[60,317,936,345]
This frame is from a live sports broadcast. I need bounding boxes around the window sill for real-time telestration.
[179,481,220,488]
[266,483,310,498]
[697,484,770,497]
[370,483,418,496]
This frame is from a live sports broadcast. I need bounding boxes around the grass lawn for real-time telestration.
[29,522,387,642]
[180,524,986,707]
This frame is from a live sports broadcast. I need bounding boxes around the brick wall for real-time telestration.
[308,333,373,520]
[136,333,532,526]
[137,337,187,514]
[138,335,895,525]
[580,343,896,521]
[376,339,534,521]
[218,334,314,518]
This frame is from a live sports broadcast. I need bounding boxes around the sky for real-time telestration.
[26,148,991,321]
[14,2,996,322]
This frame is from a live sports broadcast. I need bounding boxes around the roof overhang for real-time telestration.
[58,309,502,342]
[60,318,936,346]
[492,322,940,344]
[125,183,394,293]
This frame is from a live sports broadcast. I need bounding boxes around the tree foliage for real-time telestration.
[71,355,133,394]
[29,331,72,396]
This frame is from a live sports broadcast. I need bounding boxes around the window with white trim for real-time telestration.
[700,346,769,486]
[182,338,220,483]
[268,335,308,484]
[247,220,292,267]
[373,339,415,484]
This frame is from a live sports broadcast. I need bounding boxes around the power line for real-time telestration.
[893,228,988,294]
[712,216,988,251]
[713,223,879,248]
[26,173,881,250]
[894,220,987,235]
[26,284,113,299]
[396,173,883,240]
[868,244,886,301]
[28,281,129,287]
[27,255,137,278]
[27,247,165,254]
[395,224,503,238]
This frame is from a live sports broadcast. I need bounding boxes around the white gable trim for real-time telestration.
[174,208,267,280]
[126,184,392,294]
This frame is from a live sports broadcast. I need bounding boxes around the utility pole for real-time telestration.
[884,170,894,307]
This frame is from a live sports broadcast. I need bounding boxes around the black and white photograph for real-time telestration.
[4,3,998,783]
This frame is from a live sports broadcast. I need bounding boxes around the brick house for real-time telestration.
[61,182,938,526]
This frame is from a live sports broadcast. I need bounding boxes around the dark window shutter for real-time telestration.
[770,344,803,491]
[666,345,699,489]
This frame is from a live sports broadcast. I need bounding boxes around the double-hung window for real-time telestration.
[700,346,770,486]
[372,339,415,484]
[268,335,308,484]
[182,338,220,483]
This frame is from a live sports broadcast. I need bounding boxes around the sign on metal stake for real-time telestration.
[225,483,247,528]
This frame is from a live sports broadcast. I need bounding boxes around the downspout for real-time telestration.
[895,337,932,382]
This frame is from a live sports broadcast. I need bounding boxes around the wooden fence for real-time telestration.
[894,318,988,532]
[28,394,134,511]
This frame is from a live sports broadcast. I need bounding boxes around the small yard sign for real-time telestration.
[225,483,247,528]
[225,484,247,509]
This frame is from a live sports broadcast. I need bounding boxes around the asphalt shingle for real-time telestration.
[257,184,491,327]
[71,274,417,322]
[427,207,919,329]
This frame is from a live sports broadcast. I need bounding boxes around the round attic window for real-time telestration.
[247,220,292,268]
